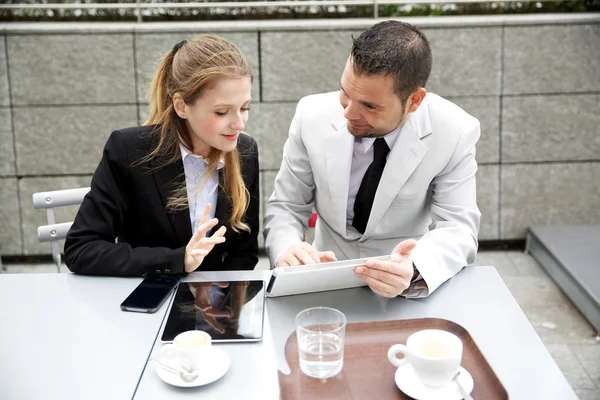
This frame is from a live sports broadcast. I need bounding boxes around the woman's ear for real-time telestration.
[173,94,187,119]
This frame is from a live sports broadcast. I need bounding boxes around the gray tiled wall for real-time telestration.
[245,102,297,171]
[502,94,600,163]
[449,96,500,164]
[260,170,278,233]
[258,170,278,250]
[500,163,600,239]
[8,34,136,105]
[424,27,502,97]
[13,105,138,175]
[0,108,14,176]
[261,30,359,101]
[0,35,9,107]
[503,24,600,95]
[477,165,500,241]
[0,178,21,254]
[1,16,598,255]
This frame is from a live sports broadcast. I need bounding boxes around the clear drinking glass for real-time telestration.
[295,307,347,379]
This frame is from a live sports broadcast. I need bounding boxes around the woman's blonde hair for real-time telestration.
[143,34,253,232]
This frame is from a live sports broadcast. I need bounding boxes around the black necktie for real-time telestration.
[352,138,390,234]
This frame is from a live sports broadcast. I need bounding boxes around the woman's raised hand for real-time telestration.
[184,204,227,273]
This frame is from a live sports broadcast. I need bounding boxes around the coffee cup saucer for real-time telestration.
[155,346,230,388]
[394,364,474,400]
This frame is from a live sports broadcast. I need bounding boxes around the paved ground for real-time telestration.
[473,251,600,400]
[2,250,599,399]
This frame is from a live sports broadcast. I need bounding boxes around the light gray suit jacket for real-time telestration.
[264,91,481,297]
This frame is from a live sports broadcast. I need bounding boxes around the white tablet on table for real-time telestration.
[266,255,391,297]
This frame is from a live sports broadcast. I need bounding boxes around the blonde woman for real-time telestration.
[65,35,259,276]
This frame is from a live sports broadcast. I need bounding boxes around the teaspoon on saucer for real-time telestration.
[150,359,198,382]
[453,370,474,400]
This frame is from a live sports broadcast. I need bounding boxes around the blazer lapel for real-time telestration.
[363,105,432,237]
[151,158,192,245]
[325,118,355,235]
[213,171,230,234]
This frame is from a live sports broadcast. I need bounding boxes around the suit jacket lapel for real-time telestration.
[151,158,192,245]
[325,118,355,235]
[363,105,432,237]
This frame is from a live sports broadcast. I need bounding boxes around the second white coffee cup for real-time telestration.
[387,329,463,388]
[161,330,212,372]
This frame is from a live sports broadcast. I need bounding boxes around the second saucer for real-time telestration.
[394,364,474,400]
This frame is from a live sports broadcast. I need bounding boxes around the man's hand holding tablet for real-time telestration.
[354,239,418,298]
[273,239,418,298]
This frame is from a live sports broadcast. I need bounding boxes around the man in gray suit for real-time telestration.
[264,21,481,298]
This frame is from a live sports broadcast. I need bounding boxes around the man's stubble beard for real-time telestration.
[347,124,387,139]
[346,105,407,139]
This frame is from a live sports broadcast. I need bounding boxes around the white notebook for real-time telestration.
[266,255,391,297]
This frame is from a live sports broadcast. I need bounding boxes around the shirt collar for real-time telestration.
[355,125,402,154]
[180,145,224,170]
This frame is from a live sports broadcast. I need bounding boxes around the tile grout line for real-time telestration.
[132,32,141,126]
[257,31,263,103]
[4,34,25,254]
[497,25,505,241]
[480,160,600,166]
[5,91,600,109]
[2,158,598,180]
[502,90,600,98]
[10,102,138,109]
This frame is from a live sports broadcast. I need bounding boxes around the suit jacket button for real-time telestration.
[165,269,171,274]
[156,269,161,274]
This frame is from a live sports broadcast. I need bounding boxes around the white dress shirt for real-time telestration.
[180,145,224,233]
[346,126,402,224]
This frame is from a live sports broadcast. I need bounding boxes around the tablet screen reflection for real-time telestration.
[162,280,265,342]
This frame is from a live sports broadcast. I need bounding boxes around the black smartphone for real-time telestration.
[120,275,180,313]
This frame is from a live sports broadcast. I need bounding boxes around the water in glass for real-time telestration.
[298,332,344,378]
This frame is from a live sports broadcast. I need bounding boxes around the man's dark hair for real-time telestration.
[351,20,433,103]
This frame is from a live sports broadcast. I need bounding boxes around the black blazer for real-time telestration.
[64,125,260,276]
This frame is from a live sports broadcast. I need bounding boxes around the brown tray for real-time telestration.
[278,318,508,400]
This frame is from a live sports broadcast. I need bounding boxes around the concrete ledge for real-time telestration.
[526,226,600,333]
[1,13,599,34]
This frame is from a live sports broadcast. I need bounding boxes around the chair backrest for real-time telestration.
[32,187,91,272]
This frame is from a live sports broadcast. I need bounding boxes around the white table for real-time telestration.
[133,270,280,399]
[0,274,169,400]
[133,267,578,400]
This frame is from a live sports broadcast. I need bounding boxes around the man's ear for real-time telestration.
[173,94,187,119]
[406,88,427,113]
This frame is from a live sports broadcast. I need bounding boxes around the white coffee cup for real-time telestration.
[387,329,463,388]
[161,330,212,371]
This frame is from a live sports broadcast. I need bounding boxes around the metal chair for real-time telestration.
[32,187,91,272]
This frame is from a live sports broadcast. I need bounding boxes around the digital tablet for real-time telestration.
[160,280,265,343]
[267,255,391,297]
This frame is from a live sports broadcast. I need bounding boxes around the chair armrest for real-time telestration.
[37,222,73,242]
[32,187,91,209]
